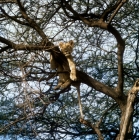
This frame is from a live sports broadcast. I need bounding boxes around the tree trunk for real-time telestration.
[116,79,139,140]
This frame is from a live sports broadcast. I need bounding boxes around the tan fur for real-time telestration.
[59,40,77,81]
[50,54,57,69]
[50,40,84,119]
[50,54,70,89]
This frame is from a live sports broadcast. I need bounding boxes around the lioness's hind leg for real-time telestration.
[60,79,71,89]
[54,80,63,90]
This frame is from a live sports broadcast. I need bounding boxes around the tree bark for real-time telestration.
[117,79,139,140]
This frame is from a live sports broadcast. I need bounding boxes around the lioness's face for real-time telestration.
[59,40,74,57]
[61,44,73,57]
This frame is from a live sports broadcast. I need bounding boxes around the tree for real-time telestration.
[0,0,139,139]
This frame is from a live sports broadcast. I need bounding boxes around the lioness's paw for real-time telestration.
[70,73,77,81]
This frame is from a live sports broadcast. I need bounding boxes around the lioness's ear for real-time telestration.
[59,42,64,48]
[69,40,74,47]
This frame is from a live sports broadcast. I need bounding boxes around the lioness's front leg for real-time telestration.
[70,72,77,81]
[67,57,77,81]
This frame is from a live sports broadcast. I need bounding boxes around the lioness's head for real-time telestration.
[59,40,74,57]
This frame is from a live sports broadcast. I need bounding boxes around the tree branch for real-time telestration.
[61,0,107,28]
[0,36,56,52]
[101,0,121,21]
[0,36,16,47]
[61,0,90,24]
[0,0,16,3]
[135,29,139,71]
[0,45,11,53]
[77,70,126,105]
[0,7,31,27]
[107,25,125,94]
[80,118,104,140]
[80,104,118,140]
[120,79,139,140]
[16,0,47,39]
[108,0,128,24]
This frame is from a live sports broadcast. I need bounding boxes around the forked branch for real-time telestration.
[108,0,128,24]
